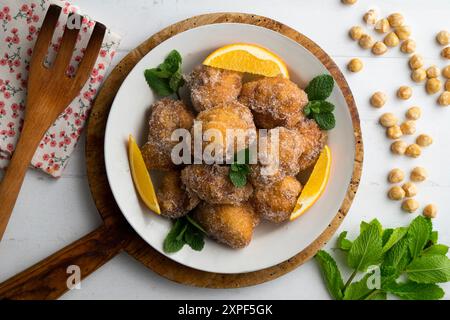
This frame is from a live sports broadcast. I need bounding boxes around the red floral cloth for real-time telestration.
[0,0,121,177]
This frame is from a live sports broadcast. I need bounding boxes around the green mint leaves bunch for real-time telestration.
[144,50,185,98]
[229,148,251,188]
[304,74,336,131]
[163,215,206,253]
[316,216,450,300]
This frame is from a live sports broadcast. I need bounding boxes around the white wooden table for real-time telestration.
[0,0,449,300]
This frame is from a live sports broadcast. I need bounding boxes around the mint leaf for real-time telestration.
[304,104,312,116]
[337,231,353,251]
[305,74,334,101]
[343,274,373,300]
[384,281,444,300]
[229,170,247,188]
[163,219,186,253]
[169,70,184,92]
[163,50,182,73]
[422,244,449,256]
[184,225,205,251]
[382,227,408,253]
[429,231,439,246]
[361,219,383,235]
[313,112,336,130]
[383,237,411,273]
[144,69,173,96]
[186,215,206,234]
[408,216,432,259]
[315,250,344,300]
[348,223,383,271]
[406,255,450,283]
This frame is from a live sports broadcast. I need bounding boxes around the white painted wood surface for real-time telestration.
[0,0,449,300]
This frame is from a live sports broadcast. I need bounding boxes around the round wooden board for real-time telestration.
[86,12,363,289]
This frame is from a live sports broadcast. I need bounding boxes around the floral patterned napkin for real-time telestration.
[0,0,121,177]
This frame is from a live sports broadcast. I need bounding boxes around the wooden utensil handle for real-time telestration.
[0,225,128,300]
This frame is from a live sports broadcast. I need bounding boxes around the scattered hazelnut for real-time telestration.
[400,120,416,135]
[395,26,411,40]
[349,26,364,40]
[391,140,407,155]
[409,54,424,70]
[426,78,442,94]
[370,91,387,108]
[438,91,450,106]
[397,86,412,100]
[387,13,404,28]
[363,9,377,25]
[387,125,403,139]
[436,30,450,46]
[388,168,405,183]
[410,167,428,182]
[384,32,400,47]
[372,41,388,55]
[402,182,418,197]
[443,65,450,79]
[416,134,433,147]
[348,58,363,72]
[405,106,421,120]
[426,66,440,78]
[401,39,416,53]
[341,0,357,5]
[402,199,419,213]
[379,113,398,127]
[388,186,406,201]
[375,18,390,33]
[359,34,375,49]
[411,68,427,82]
[405,144,421,158]
[423,204,437,219]
[442,47,450,59]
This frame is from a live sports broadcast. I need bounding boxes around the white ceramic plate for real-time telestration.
[104,23,356,274]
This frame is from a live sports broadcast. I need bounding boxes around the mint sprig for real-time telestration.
[304,74,336,131]
[229,148,251,188]
[315,216,450,300]
[163,215,206,253]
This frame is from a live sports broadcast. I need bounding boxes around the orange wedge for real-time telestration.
[203,43,289,78]
[128,135,161,215]
[290,145,331,221]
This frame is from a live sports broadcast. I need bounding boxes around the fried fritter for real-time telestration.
[188,65,243,112]
[239,77,308,129]
[157,171,200,218]
[252,176,302,223]
[193,202,260,249]
[295,119,327,171]
[181,164,253,205]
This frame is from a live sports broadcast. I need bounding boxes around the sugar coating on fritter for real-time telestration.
[193,202,260,249]
[157,171,200,218]
[249,127,303,187]
[188,65,243,112]
[141,141,176,171]
[252,176,302,223]
[239,77,308,129]
[181,164,253,205]
[295,119,327,171]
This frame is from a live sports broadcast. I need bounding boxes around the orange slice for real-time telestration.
[203,43,289,78]
[290,145,331,221]
[128,135,161,215]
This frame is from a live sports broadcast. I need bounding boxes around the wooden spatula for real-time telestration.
[0,5,105,241]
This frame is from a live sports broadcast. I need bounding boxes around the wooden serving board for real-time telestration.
[0,13,362,300]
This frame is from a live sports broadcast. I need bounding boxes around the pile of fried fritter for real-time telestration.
[141,65,327,249]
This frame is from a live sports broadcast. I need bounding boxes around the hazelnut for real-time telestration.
[402,199,419,213]
[402,182,418,197]
[359,34,375,49]
[387,13,404,28]
[363,9,377,25]
[348,58,363,72]
[405,106,421,120]
[426,78,442,94]
[395,26,411,40]
[411,68,427,83]
[401,39,416,53]
[416,134,433,147]
[410,167,427,182]
[388,168,405,183]
[438,91,450,106]
[442,47,450,59]
[375,18,390,33]
[405,144,421,158]
[426,66,440,78]
[391,140,407,155]
[384,32,400,47]
[400,120,416,135]
[372,41,388,55]
[341,0,357,4]
[446,80,450,91]
[387,125,403,139]
[370,91,387,108]
[443,65,450,79]
[436,30,450,46]
[409,54,424,70]
[397,86,412,100]
[379,113,398,127]
[423,204,437,219]
[349,26,364,40]
[388,186,406,201]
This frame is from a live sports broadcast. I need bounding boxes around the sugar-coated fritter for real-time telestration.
[193,202,260,249]
[188,65,243,112]
[295,119,327,171]
[157,171,200,218]
[239,77,309,129]
[252,176,302,223]
[181,164,253,205]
